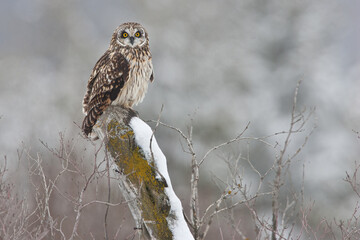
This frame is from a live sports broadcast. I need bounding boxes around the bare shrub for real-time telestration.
[0,134,132,240]
[148,81,317,239]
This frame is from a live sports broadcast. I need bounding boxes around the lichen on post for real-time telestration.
[93,106,194,240]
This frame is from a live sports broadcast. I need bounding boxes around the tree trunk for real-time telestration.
[93,106,194,240]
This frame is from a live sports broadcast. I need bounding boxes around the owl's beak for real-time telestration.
[129,37,135,45]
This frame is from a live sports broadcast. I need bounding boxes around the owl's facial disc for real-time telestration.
[117,27,146,48]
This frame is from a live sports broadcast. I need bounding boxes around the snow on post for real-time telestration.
[94,106,194,240]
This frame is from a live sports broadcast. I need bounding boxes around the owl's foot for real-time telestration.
[129,108,139,117]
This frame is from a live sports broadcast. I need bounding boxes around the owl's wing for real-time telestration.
[82,50,110,114]
[82,51,130,136]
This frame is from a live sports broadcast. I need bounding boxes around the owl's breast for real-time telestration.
[112,57,153,108]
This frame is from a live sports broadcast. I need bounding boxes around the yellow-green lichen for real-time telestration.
[106,119,173,239]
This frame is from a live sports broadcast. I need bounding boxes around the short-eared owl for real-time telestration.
[82,22,154,137]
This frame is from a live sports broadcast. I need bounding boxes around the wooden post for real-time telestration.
[93,106,194,240]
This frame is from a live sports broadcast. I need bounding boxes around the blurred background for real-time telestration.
[0,0,359,239]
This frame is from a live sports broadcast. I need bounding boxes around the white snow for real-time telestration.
[130,117,194,240]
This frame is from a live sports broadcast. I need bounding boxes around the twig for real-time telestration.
[149,104,164,162]
[199,122,250,166]
[104,139,111,240]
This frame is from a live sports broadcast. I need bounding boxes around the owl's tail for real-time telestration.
[82,104,108,137]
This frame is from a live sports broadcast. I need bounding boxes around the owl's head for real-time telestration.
[111,22,149,49]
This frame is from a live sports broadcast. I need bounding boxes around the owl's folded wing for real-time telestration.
[82,52,130,136]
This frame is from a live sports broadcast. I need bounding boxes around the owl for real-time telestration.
[82,22,154,138]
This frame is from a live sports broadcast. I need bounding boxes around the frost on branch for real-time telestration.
[93,106,194,240]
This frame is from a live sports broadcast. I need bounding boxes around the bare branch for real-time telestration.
[199,122,250,166]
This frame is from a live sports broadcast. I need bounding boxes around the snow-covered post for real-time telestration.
[93,106,194,240]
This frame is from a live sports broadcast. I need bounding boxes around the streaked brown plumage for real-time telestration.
[82,22,154,138]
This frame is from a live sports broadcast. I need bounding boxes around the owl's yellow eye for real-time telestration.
[121,32,128,38]
[135,31,141,38]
